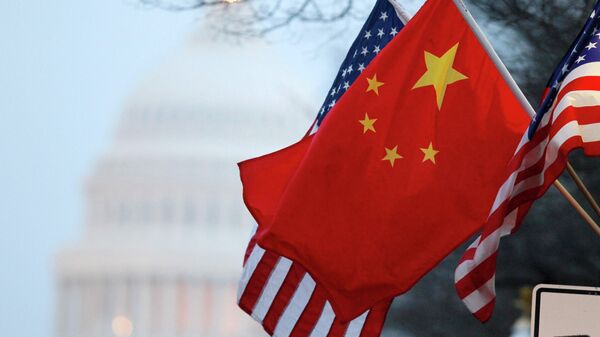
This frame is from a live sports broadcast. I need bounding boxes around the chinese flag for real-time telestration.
[240,0,530,321]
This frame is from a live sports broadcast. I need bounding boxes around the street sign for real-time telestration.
[532,284,600,337]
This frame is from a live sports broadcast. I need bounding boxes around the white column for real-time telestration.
[150,279,163,337]
[187,280,205,337]
[66,280,82,337]
[175,280,189,337]
[222,282,240,337]
[80,281,93,336]
[135,279,152,337]
[114,278,127,317]
[55,280,68,337]
[162,279,177,337]
[211,281,227,337]
[89,281,104,337]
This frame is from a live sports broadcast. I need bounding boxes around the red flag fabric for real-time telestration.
[240,0,530,321]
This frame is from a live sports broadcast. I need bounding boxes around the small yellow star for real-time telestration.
[412,43,468,110]
[382,146,403,167]
[359,113,377,133]
[420,142,439,164]
[366,74,385,95]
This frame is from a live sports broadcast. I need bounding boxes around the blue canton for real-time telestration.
[313,0,406,130]
[529,1,600,139]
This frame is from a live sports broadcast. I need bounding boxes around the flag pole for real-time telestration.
[451,0,536,117]
[452,0,600,234]
[566,162,600,217]
[554,180,600,236]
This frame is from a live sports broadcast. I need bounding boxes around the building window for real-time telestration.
[183,200,196,226]
[206,199,218,226]
[162,200,174,224]
[176,280,189,335]
[118,203,131,226]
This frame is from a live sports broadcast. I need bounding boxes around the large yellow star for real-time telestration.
[412,43,468,110]
[382,146,403,167]
[359,113,377,133]
[366,74,385,95]
[420,142,439,164]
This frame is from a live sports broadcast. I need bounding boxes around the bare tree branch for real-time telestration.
[468,0,596,101]
[141,0,356,36]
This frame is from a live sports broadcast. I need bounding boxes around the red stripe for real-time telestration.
[289,286,328,337]
[458,246,477,264]
[326,318,349,337]
[477,200,511,242]
[238,252,280,314]
[455,252,498,299]
[511,202,533,234]
[472,298,496,323]
[358,300,392,337]
[553,106,600,134]
[243,235,259,266]
[514,140,550,188]
[546,107,599,142]
[583,140,600,156]
[511,123,554,186]
[555,76,600,104]
[506,140,575,211]
[262,263,306,334]
[502,125,550,181]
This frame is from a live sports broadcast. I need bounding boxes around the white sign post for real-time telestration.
[532,284,600,337]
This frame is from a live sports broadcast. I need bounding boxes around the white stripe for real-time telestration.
[518,136,550,171]
[560,62,600,89]
[308,302,335,337]
[387,0,412,24]
[581,122,600,142]
[491,134,553,214]
[513,132,530,155]
[273,274,317,337]
[490,171,518,215]
[454,210,517,282]
[252,257,293,323]
[553,90,600,122]
[537,108,552,131]
[498,120,593,225]
[237,245,266,302]
[467,236,481,250]
[461,276,496,314]
[344,311,370,337]
[510,121,580,198]
[248,224,258,241]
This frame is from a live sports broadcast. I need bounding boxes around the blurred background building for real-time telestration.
[54,24,315,337]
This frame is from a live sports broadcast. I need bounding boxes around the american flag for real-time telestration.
[454,2,600,322]
[308,0,410,135]
[237,1,409,336]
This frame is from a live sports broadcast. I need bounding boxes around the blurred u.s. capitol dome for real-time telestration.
[54,20,319,337]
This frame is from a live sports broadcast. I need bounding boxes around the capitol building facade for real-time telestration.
[54,25,316,337]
